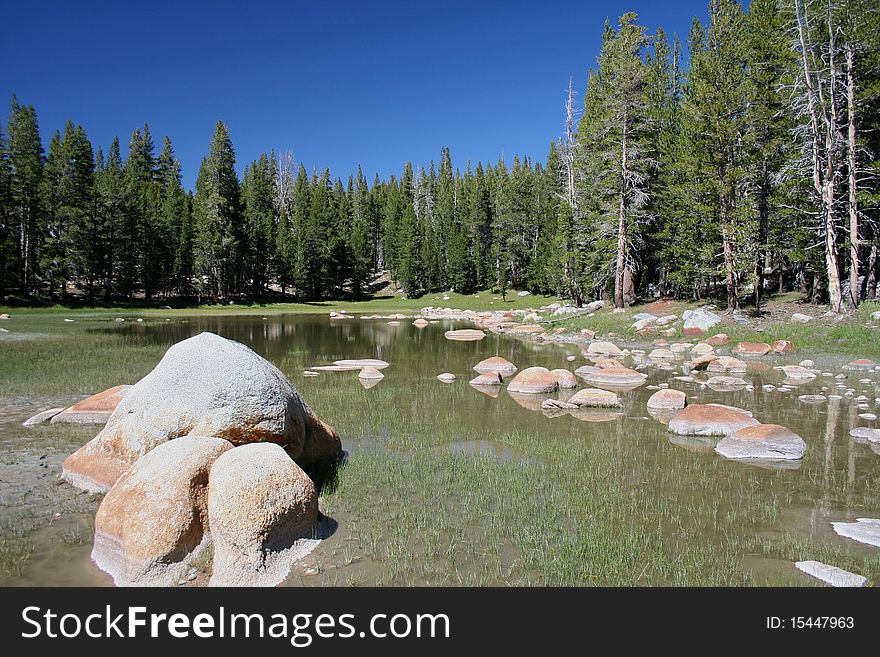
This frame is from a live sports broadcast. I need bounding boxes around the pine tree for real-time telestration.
[576,12,653,308]
[6,96,44,297]
[193,121,242,301]
[241,153,276,296]
[745,0,793,310]
[96,138,127,299]
[349,165,372,296]
[157,137,190,295]
[686,0,751,311]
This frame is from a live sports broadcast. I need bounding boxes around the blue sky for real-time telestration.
[2,0,710,189]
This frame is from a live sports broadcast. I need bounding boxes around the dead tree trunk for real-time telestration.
[615,111,628,309]
[845,42,859,306]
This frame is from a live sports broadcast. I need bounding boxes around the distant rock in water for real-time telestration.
[668,404,759,437]
[62,332,340,494]
[473,356,517,375]
[843,359,875,371]
[208,443,321,587]
[333,359,390,370]
[51,385,131,425]
[92,435,233,586]
[715,424,806,461]
[445,329,486,341]
[507,367,559,394]
[412,318,429,328]
[437,373,456,383]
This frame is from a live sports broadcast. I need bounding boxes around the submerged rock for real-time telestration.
[668,404,759,437]
[92,435,232,586]
[795,561,867,587]
[715,424,806,461]
[208,443,320,587]
[831,518,880,548]
[51,385,131,425]
[507,367,559,394]
[62,332,340,494]
[473,356,517,375]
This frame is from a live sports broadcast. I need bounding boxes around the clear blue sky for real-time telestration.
[2,0,710,190]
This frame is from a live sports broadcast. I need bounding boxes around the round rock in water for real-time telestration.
[92,435,233,586]
[507,367,559,394]
[647,389,686,411]
[437,373,456,383]
[668,404,759,437]
[61,332,340,494]
[714,424,806,461]
[473,356,517,375]
[208,443,320,587]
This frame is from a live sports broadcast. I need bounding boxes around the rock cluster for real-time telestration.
[61,333,339,588]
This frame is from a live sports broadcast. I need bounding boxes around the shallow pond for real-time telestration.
[1,313,879,586]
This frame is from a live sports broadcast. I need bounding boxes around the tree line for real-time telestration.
[1,0,878,311]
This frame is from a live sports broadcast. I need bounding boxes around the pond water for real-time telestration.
[1,313,879,586]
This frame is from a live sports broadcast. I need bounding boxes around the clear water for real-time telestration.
[1,313,878,586]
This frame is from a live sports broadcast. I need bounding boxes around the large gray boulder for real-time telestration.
[92,435,232,586]
[683,308,722,333]
[208,443,320,587]
[62,332,340,494]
